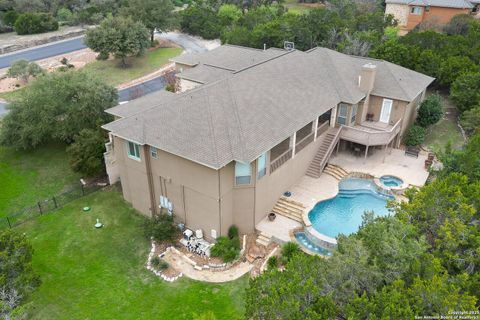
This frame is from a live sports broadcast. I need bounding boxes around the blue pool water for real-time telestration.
[308,178,393,238]
[380,175,403,187]
[294,232,332,256]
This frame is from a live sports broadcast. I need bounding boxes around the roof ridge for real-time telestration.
[223,43,268,52]
[202,87,221,167]
[232,49,297,74]
[224,78,247,161]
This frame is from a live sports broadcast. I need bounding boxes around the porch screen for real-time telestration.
[235,161,251,185]
[351,105,358,124]
[337,104,348,125]
[257,153,267,179]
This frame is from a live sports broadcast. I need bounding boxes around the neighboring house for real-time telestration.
[385,0,474,32]
[102,45,434,240]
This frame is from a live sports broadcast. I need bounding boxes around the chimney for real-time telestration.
[359,63,377,93]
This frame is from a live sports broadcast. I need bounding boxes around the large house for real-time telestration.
[385,0,474,33]
[102,45,434,240]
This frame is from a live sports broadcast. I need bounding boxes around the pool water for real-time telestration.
[294,232,332,256]
[308,178,393,238]
[380,175,403,187]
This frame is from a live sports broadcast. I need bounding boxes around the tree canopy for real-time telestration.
[0,70,117,149]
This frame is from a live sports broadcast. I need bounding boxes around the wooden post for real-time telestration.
[364,145,369,163]
[37,202,43,215]
[52,196,58,209]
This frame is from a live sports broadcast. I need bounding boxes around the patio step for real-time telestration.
[256,232,272,247]
[271,197,305,223]
[323,164,349,180]
[306,127,342,179]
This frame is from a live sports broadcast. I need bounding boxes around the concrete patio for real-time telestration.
[256,214,302,242]
[329,148,429,187]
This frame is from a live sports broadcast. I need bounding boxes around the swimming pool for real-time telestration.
[294,231,332,256]
[379,175,404,188]
[308,178,393,238]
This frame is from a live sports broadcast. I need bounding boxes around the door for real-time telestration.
[380,99,392,123]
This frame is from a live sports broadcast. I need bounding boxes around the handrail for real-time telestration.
[319,127,342,171]
[340,119,402,146]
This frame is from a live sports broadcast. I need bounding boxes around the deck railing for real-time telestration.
[270,148,293,174]
[339,119,402,146]
[295,132,314,154]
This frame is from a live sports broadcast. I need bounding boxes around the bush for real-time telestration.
[281,242,301,263]
[66,129,106,176]
[158,261,169,270]
[404,125,425,147]
[151,256,161,267]
[460,105,480,137]
[416,94,443,128]
[7,60,44,83]
[450,72,480,113]
[144,213,177,243]
[228,225,239,239]
[210,233,240,263]
[56,8,75,25]
[267,256,278,270]
[4,10,19,27]
[14,13,59,35]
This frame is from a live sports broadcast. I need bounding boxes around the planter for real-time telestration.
[268,213,276,221]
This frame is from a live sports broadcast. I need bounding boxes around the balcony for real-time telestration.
[339,119,402,147]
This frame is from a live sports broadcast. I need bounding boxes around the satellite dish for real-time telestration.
[284,41,295,51]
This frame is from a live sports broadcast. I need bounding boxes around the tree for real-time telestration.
[369,40,418,69]
[404,125,425,146]
[0,70,117,149]
[7,59,44,83]
[439,134,480,183]
[85,16,150,67]
[121,0,176,43]
[14,12,58,35]
[0,230,40,320]
[460,105,480,136]
[450,72,480,113]
[444,14,474,36]
[416,94,443,128]
[66,129,106,176]
[438,56,479,87]
[144,213,177,243]
[180,2,221,40]
[217,4,242,26]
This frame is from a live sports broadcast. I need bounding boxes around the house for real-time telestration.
[102,45,434,240]
[385,0,474,33]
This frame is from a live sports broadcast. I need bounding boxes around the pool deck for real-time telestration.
[256,214,302,242]
[329,148,429,187]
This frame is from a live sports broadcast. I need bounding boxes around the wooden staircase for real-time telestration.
[323,164,349,180]
[271,197,306,223]
[306,127,342,178]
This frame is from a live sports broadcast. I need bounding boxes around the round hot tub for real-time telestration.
[379,175,404,188]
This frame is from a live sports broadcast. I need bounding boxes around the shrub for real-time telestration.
[267,256,278,270]
[66,129,106,176]
[7,60,44,83]
[144,213,177,243]
[404,125,425,147]
[151,256,161,267]
[460,105,480,137]
[416,94,443,128]
[14,13,59,35]
[450,72,480,113]
[158,261,169,270]
[56,8,74,25]
[281,242,301,263]
[210,234,240,263]
[228,225,239,239]
[4,10,18,27]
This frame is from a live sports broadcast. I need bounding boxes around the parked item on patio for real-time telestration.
[268,212,276,221]
[183,229,194,241]
[405,146,419,158]
[366,113,374,121]
[283,191,292,197]
[195,229,203,239]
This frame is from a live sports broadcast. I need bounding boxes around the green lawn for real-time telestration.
[17,188,247,319]
[82,47,182,87]
[423,94,465,153]
[0,143,81,218]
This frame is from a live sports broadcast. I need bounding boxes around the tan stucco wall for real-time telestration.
[386,3,409,27]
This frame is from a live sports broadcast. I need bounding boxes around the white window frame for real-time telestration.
[350,104,358,124]
[257,153,267,180]
[410,6,422,15]
[127,141,141,161]
[380,99,393,124]
[150,147,158,159]
[337,104,348,125]
[235,161,251,186]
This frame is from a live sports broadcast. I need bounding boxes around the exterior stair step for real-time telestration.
[256,232,272,247]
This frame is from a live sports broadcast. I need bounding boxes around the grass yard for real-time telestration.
[17,188,248,319]
[83,47,182,87]
[423,94,465,153]
[0,143,80,218]
[284,0,323,14]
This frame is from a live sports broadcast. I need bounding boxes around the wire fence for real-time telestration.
[0,177,108,230]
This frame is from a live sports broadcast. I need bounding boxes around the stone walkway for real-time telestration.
[162,250,252,283]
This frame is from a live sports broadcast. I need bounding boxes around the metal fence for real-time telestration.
[0,178,108,230]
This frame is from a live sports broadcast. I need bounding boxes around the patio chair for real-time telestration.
[405,146,419,158]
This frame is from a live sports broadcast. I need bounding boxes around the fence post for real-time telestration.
[52,196,58,209]
[6,217,11,229]
[37,202,43,215]
[81,184,85,196]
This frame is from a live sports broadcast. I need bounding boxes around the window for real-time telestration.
[150,147,158,159]
[257,153,267,179]
[410,6,422,15]
[235,161,251,185]
[337,104,348,125]
[350,104,358,124]
[127,141,141,160]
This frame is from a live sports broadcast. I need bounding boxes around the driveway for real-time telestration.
[0,37,86,69]
[156,31,219,54]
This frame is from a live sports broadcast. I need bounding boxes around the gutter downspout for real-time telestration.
[144,145,157,216]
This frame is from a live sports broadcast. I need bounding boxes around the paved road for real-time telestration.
[0,37,86,69]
